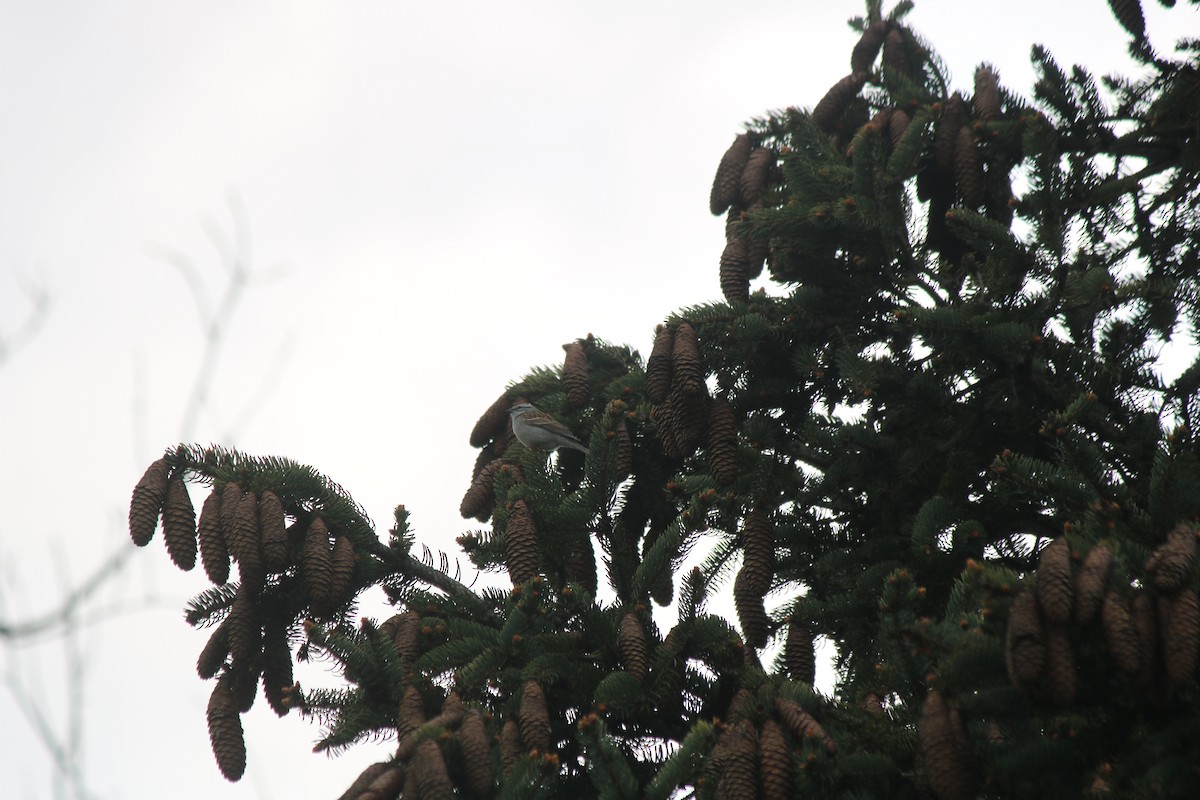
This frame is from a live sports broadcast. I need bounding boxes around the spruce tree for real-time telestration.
[129,1,1200,797]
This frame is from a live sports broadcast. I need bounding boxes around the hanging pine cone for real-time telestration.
[740,148,774,208]
[706,397,739,486]
[735,510,775,647]
[458,708,493,797]
[851,20,890,73]
[163,476,198,571]
[566,530,598,597]
[338,763,398,800]
[953,125,984,207]
[500,719,524,777]
[614,417,633,480]
[207,676,247,782]
[262,625,294,717]
[811,73,868,133]
[562,341,591,409]
[197,619,230,680]
[329,535,357,601]
[710,132,755,215]
[1075,542,1114,624]
[918,690,977,800]
[665,384,710,457]
[1101,590,1140,674]
[1164,587,1200,689]
[1036,536,1074,625]
[713,719,758,800]
[973,65,1002,121]
[412,740,453,799]
[671,322,704,393]
[882,27,909,75]
[645,325,674,404]
[470,391,512,448]
[382,610,422,667]
[888,108,912,149]
[460,458,504,522]
[619,612,648,682]
[734,568,770,649]
[518,680,551,753]
[759,718,793,800]
[1043,625,1078,705]
[197,489,230,585]
[129,458,169,546]
[1107,0,1146,39]
[227,588,260,668]
[774,697,836,754]
[719,236,750,305]
[935,93,966,175]
[257,490,288,573]
[226,490,263,587]
[397,685,425,741]
[302,516,335,612]
[504,500,540,586]
[785,616,817,685]
[1005,590,1047,690]
[1146,523,1196,593]
[652,397,686,460]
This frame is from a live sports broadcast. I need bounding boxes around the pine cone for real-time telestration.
[412,740,453,799]
[566,530,598,596]
[1005,590,1047,689]
[935,93,966,175]
[1036,537,1074,625]
[671,322,704,393]
[227,588,260,668]
[785,616,816,684]
[739,148,774,208]
[197,619,230,679]
[710,133,754,215]
[197,489,230,585]
[397,685,425,741]
[1107,0,1146,39]
[714,719,758,800]
[774,697,836,754]
[460,458,503,521]
[1146,523,1196,593]
[851,20,890,73]
[163,477,198,571]
[385,611,422,667]
[953,125,983,207]
[918,690,977,800]
[207,675,247,782]
[619,612,648,681]
[741,510,775,594]
[562,341,591,409]
[652,397,686,460]
[1075,542,1114,624]
[470,391,511,448]
[665,383,709,456]
[706,397,739,486]
[888,108,912,148]
[337,762,395,800]
[1101,590,1140,674]
[759,719,793,800]
[500,719,524,777]
[734,568,770,649]
[328,535,356,603]
[504,500,540,586]
[302,516,335,612]
[882,28,909,75]
[262,625,294,717]
[1043,625,1078,705]
[258,490,289,573]
[1164,587,1200,689]
[973,65,1002,121]
[518,680,551,753]
[614,417,633,480]
[129,458,169,546]
[811,73,868,133]
[458,708,493,797]
[227,490,263,587]
[719,236,750,305]
[645,326,674,404]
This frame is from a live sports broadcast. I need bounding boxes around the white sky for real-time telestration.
[1,2,1196,798]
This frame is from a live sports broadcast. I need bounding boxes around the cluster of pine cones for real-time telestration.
[701,688,836,800]
[1006,523,1200,704]
[129,458,361,780]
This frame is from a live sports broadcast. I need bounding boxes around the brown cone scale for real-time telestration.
[504,500,540,586]
[163,476,198,571]
[197,488,230,584]
[519,680,551,753]
[562,341,591,409]
[207,677,247,782]
[710,133,754,215]
[918,690,977,800]
[645,326,674,405]
[129,458,169,547]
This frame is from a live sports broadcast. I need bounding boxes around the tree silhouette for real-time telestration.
[131,1,1200,797]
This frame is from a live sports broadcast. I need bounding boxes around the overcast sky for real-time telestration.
[1,2,1196,798]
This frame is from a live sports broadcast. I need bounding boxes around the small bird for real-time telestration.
[508,403,588,454]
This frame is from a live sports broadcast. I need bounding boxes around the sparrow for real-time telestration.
[508,403,588,454]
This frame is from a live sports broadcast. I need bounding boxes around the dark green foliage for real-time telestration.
[136,1,1200,796]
